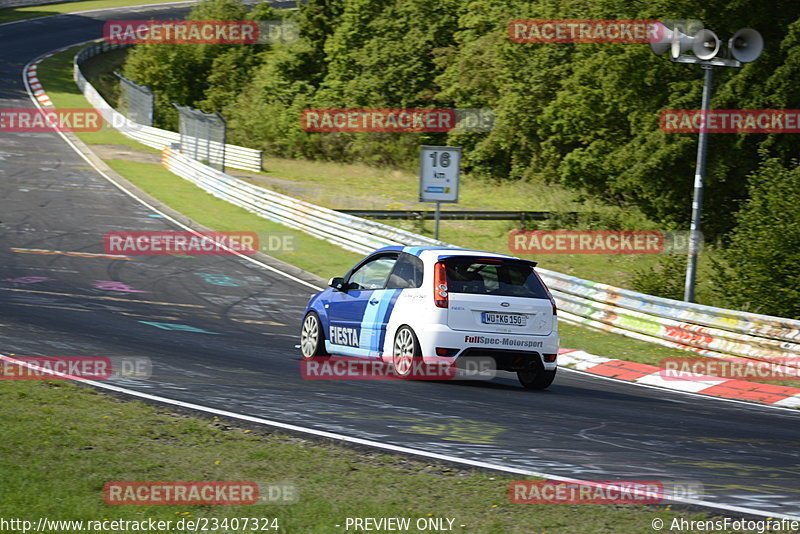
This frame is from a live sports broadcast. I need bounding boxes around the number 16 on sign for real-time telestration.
[419,146,461,240]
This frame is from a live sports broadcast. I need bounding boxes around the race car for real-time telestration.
[299,246,559,389]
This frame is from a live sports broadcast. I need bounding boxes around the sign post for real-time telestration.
[419,146,461,240]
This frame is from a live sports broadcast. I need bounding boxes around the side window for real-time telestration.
[347,255,397,290]
[386,253,424,289]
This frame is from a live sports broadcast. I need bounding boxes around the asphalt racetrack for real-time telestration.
[0,2,799,520]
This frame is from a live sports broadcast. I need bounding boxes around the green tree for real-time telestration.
[712,157,800,318]
[121,0,800,258]
[122,0,263,129]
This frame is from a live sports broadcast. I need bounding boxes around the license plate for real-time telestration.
[482,312,526,326]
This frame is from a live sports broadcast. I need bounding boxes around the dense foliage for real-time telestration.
[121,0,800,317]
[711,156,800,318]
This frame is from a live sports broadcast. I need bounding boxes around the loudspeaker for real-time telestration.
[649,22,693,57]
[649,22,671,55]
[670,30,695,58]
[729,28,763,63]
[691,29,721,60]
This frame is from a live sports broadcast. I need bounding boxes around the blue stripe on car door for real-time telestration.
[358,290,383,352]
[376,289,401,352]
[358,289,400,354]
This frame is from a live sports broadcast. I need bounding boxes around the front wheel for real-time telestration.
[517,368,556,390]
[392,326,421,378]
[300,312,328,359]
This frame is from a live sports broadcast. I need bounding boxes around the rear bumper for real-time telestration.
[455,348,556,372]
[412,324,559,371]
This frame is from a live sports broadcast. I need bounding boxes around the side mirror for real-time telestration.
[328,277,346,291]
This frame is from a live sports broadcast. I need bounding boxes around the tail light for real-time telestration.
[433,261,448,308]
[548,291,557,316]
[532,268,557,316]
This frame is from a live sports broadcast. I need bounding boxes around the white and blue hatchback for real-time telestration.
[300,246,560,389]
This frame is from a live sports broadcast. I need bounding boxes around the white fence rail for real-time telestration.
[161,147,449,256]
[158,146,800,364]
[539,270,800,364]
[74,42,262,172]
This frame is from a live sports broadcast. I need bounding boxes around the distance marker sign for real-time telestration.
[419,146,460,203]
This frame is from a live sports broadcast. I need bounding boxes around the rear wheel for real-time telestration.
[300,312,328,359]
[517,368,556,390]
[392,326,421,378]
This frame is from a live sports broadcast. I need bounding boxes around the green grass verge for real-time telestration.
[0,0,190,24]
[35,43,718,369]
[251,158,720,304]
[105,158,361,276]
[35,45,162,153]
[0,379,735,533]
[558,322,684,362]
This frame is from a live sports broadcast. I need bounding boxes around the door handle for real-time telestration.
[369,298,379,305]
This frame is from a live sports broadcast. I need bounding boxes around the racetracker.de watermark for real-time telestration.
[661,109,800,133]
[509,480,703,504]
[103,20,298,44]
[301,356,497,381]
[104,231,260,256]
[509,19,661,43]
[1,356,151,380]
[300,108,495,133]
[103,482,297,505]
[659,357,800,381]
[508,230,702,254]
[0,108,102,132]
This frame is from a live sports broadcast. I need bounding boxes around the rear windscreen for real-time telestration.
[443,258,549,299]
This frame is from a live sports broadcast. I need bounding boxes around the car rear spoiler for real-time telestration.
[435,254,538,268]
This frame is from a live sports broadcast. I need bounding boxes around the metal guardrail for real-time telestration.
[339,210,578,223]
[74,42,263,173]
[538,269,800,364]
[158,146,800,365]
[161,146,449,255]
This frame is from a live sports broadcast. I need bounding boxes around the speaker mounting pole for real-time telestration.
[650,21,763,302]
[684,65,713,303]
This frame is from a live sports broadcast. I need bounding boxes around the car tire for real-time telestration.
[517,368,556,390]
[392,326,421,378]
[300,311,328,360]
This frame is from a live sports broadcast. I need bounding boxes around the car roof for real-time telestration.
[369,246,524,262]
